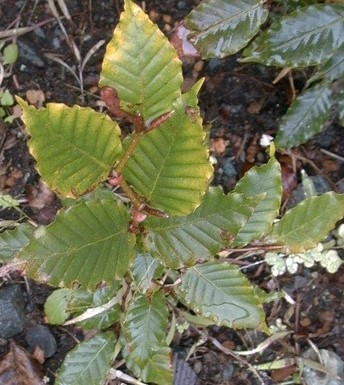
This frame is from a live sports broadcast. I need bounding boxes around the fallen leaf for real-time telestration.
[271,365,296,381]
[0,341,45,385]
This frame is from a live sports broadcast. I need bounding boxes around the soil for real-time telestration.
[1,1,344,385]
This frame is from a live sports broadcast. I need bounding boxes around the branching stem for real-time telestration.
[115,132,143,174]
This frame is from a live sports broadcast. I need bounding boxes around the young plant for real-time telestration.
[183,0,344,148]
[1,1,344,385]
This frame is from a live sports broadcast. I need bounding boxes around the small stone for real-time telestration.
[149,10,159,22]
[0,284,26,338]
[162,14,172,24]
[193,360,202,374]
[25,325,57,358]
[222,158,237,178]
[222,363,235,380]
[177,1,186,9]
[194,60,204,73]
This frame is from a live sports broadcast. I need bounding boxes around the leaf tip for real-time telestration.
[15,96,30,111]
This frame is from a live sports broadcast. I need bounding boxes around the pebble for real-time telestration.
[177,1,186,9]
[162,14,172,24]
[0,284,26,338]
[303,348,344,385]
[25,325,57,358]
[222,158,237,178]
[193,60,204,73]
[174,356,198,385]
[17,39,45,68]
[222,363,235,380]
[149,10,159,22]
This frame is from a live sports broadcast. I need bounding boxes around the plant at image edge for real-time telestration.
[1,1,344,385]
[183,0,344,148]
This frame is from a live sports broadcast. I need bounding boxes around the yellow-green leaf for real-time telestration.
[122,81,213,216]
[178,261,268,330]
[233,157,282,246]
[99,0,182,123]
[145,186,261,268]
[17,98,122,198]
[16,200,135,289]
[269,192,344,253]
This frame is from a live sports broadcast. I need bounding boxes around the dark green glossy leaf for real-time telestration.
[309,48,344,84]
[275,84,332,149]
[55,332,116,385]
[16,200,135,289]
[178,261,268,330]
[269,192,344,253]
[243,5,344,67]
[99,0,182,123]
[184,0,268,59]
[145,187,260,269]
[232,157,282,247]
[121,291,173,385]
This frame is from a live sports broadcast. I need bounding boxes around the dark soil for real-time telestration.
[1,1,344,385]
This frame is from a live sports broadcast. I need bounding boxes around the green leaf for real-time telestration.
[178,261,268,329]
[0,224,33,262]
[243,5,344,67]
[122,80,213,216]
[17,98,122,198]
[3,43,19,65]
[309,48,344,84]
[0,193,19,208]
[233,157,282,247]
[45,282,122,329]
[275,84,332,149]
[16,199,135,289]
[145,186,260,269]
[269,192,344,253]
[55,332,116,385]
[132,252,161,293]
[0,89,14,106]
[184,0,268,59]
[76,282,122,330]
[99,0,182,123]
[121,291,173,385]
[44,288,77,324]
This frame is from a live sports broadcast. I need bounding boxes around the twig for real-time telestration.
[109,369,147,385]
[0,19,57,39]
[320,148,344,163]
[224,245,284,253]
[205,333,266,385]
